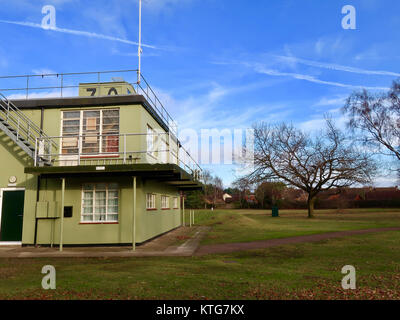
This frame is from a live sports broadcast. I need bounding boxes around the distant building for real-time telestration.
[223,193,233,203]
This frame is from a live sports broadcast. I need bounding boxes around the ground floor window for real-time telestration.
[81,183,119,222]
[146,193,156,210]
[173,197,179,209]
[161,195,170,209]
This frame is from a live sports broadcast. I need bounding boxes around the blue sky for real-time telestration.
[0,0,399,187]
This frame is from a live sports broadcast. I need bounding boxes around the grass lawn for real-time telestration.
[0,209,399,300]
[190,208,400,245]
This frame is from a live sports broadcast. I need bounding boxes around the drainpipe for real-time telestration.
[132,176,137,251]
[59,178,65,252]
[33,175,41,246]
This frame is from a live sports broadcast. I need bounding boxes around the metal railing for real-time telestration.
[0,92,55,153]
[0,70,178,136]
[35,132,202,180]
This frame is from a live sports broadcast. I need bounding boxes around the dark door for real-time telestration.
[0,190,25,241]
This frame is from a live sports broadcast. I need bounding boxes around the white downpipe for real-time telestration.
[59,178,65,252]
[132,176,137,251]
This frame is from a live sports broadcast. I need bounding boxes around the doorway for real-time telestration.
[0,189,25,242]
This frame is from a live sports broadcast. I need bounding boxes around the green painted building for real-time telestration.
[0,75,202,248]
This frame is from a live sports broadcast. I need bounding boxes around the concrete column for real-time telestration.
[182,195,185,227]
[132,176,137,251]
[59,178,65,252]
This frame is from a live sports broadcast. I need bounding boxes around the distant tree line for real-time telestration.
[185,80,400,217]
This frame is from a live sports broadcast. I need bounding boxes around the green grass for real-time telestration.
[189,208,400,245]
[1,209,399,300]
[0,230,399,299]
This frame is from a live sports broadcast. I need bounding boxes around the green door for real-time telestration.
[0,190,25,241]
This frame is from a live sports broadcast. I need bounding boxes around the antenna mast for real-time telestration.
[137,0,142,84]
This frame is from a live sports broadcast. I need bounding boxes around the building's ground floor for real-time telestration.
[0,164,201,247]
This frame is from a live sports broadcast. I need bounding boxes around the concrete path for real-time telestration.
[0,226,211,259]
[195,226,400,256]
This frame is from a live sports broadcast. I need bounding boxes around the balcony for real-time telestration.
[34,132,202,181]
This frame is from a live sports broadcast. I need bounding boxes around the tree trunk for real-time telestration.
[307,195,316,218]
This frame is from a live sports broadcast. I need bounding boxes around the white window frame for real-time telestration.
[147,125,156,158]
[161,195,170,210]
[81,183,119,223]
[173,197,179,209]
[61,109,120,158]
[146,193,156,210]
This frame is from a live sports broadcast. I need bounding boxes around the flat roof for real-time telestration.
[24,163,203,191]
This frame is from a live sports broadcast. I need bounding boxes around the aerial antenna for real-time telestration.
[137,0,142,84]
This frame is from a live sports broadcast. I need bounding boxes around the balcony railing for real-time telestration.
[0,70,178,136]
[35,132,202,181]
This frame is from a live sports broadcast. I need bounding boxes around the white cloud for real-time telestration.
[313,94,348,107]
[142,0,194,12]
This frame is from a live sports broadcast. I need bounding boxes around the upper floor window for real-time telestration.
[146,125,156,156]
[61,109,119,156]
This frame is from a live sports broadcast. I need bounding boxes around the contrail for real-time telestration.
[0,19,157,49]
[253,65,390,91]
[275,55,400,78]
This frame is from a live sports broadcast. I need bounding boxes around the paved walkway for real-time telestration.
[195,227,400,256]
[0,226,211,258]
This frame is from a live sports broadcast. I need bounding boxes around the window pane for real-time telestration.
[94,214,106,221]
[83,191,93,199]
[63,111,80,119]
[102,110,119,153]
[83,185,94,191]
[82,110,100,154]
[108,191,118,198]
[107,214,118,222]
[83,199,93,206]
[82,215,93,221]
[109,183,118,190]
[83,206,93,214]
[96,184,107,190]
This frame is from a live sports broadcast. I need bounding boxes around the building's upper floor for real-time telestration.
[0,70,202,182]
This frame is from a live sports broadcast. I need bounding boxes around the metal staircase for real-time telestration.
[0,93,53,165]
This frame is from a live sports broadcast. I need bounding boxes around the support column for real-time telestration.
[132,176,137,251]
[189,210,192,228]
[182,194,185,227]
[59,178,65,252]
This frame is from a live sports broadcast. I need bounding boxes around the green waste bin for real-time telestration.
[272,206,279,217]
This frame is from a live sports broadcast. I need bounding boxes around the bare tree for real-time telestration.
[212,176,224,206]
[343,80,400,162]
[246,119,376,218]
